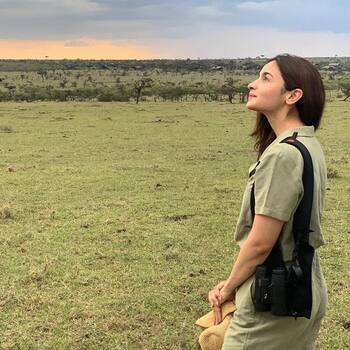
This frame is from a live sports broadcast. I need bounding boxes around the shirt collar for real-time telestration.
[270,125,315,147]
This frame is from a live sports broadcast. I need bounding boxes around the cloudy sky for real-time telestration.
[0,0,349,59]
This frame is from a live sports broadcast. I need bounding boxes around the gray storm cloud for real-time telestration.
[0,0,349,57]
[0,0,348,40]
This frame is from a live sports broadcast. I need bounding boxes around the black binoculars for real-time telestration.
[253,265,289,316]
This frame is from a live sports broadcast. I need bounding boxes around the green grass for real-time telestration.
[0,101,349,349]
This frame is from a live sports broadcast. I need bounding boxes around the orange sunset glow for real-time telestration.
[0,39,154,59]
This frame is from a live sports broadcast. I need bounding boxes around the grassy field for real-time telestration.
[0,101,349,349]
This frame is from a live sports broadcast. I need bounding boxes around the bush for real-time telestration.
[0,125,13,133]
[0,90,11,101]
[156,85,187,101]
[97,87,131,102]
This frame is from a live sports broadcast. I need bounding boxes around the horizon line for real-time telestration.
[0,56,348,60]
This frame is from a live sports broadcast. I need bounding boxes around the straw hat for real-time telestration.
[195,301,236,350]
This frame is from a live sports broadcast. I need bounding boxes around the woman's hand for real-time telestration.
[208,281,236,325]
[219,287,235,305]
[208,280,227,325]
[208,280,226,308]
[212,305,222,325]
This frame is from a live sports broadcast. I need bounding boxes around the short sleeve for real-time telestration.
[254,144,304,222]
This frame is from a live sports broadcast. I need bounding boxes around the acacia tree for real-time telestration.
[323,78,340,101]
[134,78,153,104]
[59,79,68,89]
[38,69,48,80]
[221,77,238,103]
[4,84,16,99]
[236,84,249,103]
[338,78,350,101]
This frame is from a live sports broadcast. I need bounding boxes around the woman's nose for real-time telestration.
[248,80,256,90]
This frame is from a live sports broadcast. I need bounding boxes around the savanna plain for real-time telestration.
[0,100,349,349]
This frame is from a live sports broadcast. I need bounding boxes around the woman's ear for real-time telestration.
[286,88,303,105]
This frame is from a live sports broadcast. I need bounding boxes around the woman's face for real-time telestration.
[246,60,287,114]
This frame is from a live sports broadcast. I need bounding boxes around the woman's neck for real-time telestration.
[265,109,306,137]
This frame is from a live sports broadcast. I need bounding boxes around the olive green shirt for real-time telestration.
[234,126,327,262]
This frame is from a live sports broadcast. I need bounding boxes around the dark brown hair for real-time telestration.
[250,54,325,159]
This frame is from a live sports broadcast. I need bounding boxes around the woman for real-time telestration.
[208,54,328,349]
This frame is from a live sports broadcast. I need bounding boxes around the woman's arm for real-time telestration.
[218,213,285,304]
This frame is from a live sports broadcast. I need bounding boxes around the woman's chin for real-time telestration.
[246,102,258,111]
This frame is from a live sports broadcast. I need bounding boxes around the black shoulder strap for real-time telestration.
[280,132,315,319]
[250,131,315,318]
[280,133,314,244]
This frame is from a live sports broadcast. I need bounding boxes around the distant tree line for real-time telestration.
[0,75,349,103]
[0,57,349,73]
[0,58,265,73]
[0,77,253,103]
[0,57,349,102]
